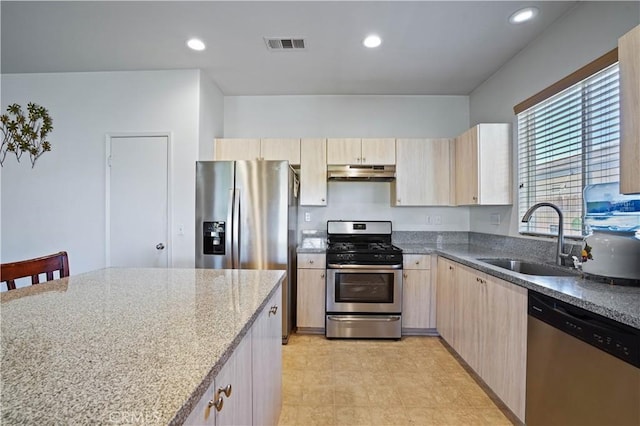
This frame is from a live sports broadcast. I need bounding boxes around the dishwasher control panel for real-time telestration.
[529,292,640,368]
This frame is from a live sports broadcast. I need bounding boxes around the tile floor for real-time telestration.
[278,334,514,426]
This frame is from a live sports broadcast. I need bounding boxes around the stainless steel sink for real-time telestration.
[477,258,579,277]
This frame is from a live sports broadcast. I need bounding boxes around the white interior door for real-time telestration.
[108,135,169,267]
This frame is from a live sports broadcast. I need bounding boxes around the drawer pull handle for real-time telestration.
[209,396,224,412]
[218,384,232,398]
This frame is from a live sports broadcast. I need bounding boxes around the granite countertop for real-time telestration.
[297,237,326,253]
[296,236,640,329]
[0,267,285,425]
[396,243,640,330]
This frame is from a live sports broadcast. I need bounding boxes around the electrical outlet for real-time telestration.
[425,215,432,225]
[433,215,442,225]
[304,212,311,222]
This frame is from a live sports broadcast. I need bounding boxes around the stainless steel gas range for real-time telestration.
[325,220,403,339]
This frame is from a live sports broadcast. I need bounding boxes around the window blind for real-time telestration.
[517,63,620,238]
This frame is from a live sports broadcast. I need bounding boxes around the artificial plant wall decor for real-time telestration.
[0,103,53,168]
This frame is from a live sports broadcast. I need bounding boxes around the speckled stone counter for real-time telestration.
[297,236,327,253]
[395,243,640,329]
[1,267,285,425]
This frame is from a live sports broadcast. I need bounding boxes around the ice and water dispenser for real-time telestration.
[203,221,225,255]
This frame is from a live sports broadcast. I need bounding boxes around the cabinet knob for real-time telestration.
[449,266,453,270]
[472,196,478,201]
[218,384,232,398]
[320,273,325,279]
[309,259,314,264]
[415,261,420,265]
[397,199,401,204]
[362,157,366,163]
[403,273,408,278]
[208,396,224,412]
[321,198,325,203]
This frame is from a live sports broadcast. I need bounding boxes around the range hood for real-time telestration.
[327,165,396,181]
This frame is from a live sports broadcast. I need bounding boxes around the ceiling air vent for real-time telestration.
[264,37,306,51]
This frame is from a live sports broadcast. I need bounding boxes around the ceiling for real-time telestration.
[1,1,579,96]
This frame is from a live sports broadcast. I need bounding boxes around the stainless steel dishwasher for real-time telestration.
[526,291,640,426]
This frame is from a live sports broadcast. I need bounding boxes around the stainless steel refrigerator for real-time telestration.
[195,160,298,343]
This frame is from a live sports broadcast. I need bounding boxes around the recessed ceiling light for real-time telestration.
[363,34,382,48]
[187,38,206,51]
[509,7,538,24]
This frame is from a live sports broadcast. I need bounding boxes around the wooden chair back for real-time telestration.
[1,251,70,291]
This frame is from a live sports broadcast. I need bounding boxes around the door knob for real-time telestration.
[156,243,165,250]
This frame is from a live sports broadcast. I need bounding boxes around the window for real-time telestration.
[516,59,620,238]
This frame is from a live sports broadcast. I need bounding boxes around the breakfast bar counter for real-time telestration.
[0,267,285,425]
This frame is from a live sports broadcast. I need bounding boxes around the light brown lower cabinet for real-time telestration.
[402,254,436,334]
[296,253,326,333]
[252,286,283,426]
[436,258,527,422]
[185,285,282,426]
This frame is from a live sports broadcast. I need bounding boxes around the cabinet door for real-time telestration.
[402,269,431,329]
[477,123,511,204]
[216,334,253,426]
[261,138,301,166]
[296,268,326,330]
[436,258,455,344]
[453,264,486,374]
[327,138,361,165]
[619,25,640,194]
[185,331,253,426]
[394,138,453,206]
[184,377,217,425]
[482,276,527,422]
[455,124,511,205]
[455,129,479,205]
[215,138,261,161]
[252,286,283,426]
[361,138,396,165]
[300,138,327,206]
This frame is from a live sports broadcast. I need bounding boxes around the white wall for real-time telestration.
[198,73,224,160]
[1,70,205,279]
[224,95,470,231]
[468,1,640,236]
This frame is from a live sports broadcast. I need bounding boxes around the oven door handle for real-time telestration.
[327,316,401,322]
[326,264,403,270]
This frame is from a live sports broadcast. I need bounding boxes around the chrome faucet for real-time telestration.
[521,202,569,266]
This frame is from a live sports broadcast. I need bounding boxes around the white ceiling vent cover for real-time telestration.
[264,37,306,51]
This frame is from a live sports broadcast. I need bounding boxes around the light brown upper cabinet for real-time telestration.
[619,25,640,194]
[326,138,395,165]
[299,138,327,206]
[392,138,453,206]
[214,138,301,165]
[215,138,261,161]
[455,123,511,205]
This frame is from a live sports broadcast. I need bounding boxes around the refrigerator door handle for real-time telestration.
[232,189,240,269]
[226,189,235,269]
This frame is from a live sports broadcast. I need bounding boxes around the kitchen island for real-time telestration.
[1,267,285,425]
